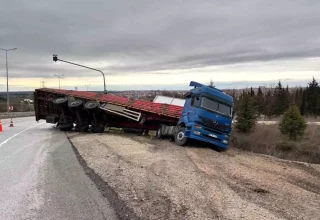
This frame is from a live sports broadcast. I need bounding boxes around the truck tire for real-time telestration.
[85,101,100,113]
[94,127,104,133]
[68,99,83,111]
[156,126,162,139]
[59,123,73,131]
[52,97,68,107]
[214,146,227,152]
[174,127,188,146]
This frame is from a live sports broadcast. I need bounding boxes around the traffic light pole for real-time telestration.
[53,55,106,93]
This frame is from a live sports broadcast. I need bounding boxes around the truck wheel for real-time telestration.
[91,124,105,133]
[156,126,162,139]
[59,123,73,131]
[214,146,227,152]
[174,127,188,146]
[52,97,68,107]
[85,101,100,113]
[68,99,83,111]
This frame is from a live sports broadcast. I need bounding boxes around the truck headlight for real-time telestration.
[194,131,201,135]
[222,140,228,144]
[195,125,202,129]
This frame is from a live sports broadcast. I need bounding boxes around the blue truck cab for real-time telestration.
[174,81,234,150]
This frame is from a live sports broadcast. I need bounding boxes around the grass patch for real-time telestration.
[230,124,320,164]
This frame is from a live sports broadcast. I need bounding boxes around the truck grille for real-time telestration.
[198,116,229,132]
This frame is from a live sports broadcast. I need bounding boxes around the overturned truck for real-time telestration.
[34,81,234,150]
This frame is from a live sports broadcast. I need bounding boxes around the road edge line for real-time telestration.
[0,122,45,148]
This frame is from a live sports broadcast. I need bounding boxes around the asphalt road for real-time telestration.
[0,117,118,220]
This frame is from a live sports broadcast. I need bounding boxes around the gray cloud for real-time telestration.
[1,0,320,81]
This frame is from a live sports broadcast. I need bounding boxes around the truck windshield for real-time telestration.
[200,97,232,117]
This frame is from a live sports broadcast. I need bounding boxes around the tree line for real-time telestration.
[229,77,320,117]
[233,77,320,140]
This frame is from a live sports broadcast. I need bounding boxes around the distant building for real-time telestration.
[23,99,34,103]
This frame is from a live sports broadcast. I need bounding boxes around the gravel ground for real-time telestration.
[67,131,320,220]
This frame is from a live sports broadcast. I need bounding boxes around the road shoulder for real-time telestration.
[67,131,320,220]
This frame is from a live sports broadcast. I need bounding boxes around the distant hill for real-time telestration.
[0,91,34,99]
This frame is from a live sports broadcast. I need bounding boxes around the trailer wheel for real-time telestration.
[68,99,83,111]
[92,126,105,133]
[174,127,188,146]
[59,123,73,131]
[52,97,68,107]
[85,101,100,113]
[156,126,162,139]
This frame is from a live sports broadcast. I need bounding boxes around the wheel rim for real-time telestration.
[157,128,161,137]
[86,102,97,108]
[70,100,81,106]
[55,98,66,103]
[177,131,184,141]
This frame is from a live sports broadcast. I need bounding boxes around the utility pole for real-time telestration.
[85,84,90,91]
[53,54,107,93]
[40,81,46,88]
[0,47,17,113]
[54,74,64,89]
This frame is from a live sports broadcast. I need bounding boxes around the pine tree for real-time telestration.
[209,79,215,88]
[306,77,320,116]
[300,89,307,115]
[256,87,264,116]
[263,89,273,116]
[279,105,307,140]
[294,89,300,105]
[250,87,255,96]
[285,85,291,106]
[235,93,257,133]
[273,81,289,115]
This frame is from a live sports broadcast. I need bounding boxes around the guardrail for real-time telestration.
[0,112,35,119]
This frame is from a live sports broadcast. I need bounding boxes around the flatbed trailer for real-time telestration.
[34,88,183,133]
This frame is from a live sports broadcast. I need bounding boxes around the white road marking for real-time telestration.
[0,122,45,148]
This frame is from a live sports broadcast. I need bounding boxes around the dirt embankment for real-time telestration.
[67,132,320,220]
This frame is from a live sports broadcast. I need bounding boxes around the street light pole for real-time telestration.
[0,47,17,113]
[53,55,107,93]
[54,74,64,89]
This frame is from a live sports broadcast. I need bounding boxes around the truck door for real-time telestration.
[184,94,200,117]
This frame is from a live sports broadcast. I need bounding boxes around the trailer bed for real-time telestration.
[36,88,183,119]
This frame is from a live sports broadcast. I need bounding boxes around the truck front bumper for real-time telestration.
[186,124,229,149]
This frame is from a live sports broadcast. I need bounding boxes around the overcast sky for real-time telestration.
[1,0,320,91]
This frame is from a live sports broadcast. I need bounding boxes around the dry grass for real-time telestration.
[230,124,320,164]
[258,115,320,122]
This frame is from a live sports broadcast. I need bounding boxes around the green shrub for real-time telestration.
[235,94,257,133]
[279,105,307,140]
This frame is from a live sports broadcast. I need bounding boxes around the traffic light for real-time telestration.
[53,54,58,62]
